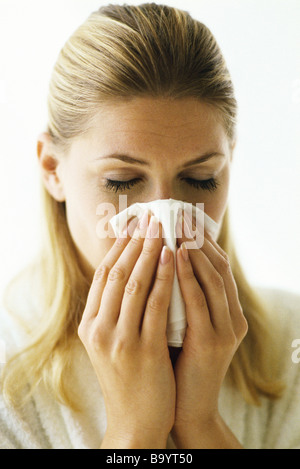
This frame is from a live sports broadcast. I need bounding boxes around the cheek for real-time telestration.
[65,187,96,240]
[67,198,118,272]
[63,177,118,270]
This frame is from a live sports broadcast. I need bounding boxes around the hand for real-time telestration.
[171,212,248,445]
[78,213,176,448]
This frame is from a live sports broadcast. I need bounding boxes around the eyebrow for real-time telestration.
[99,151,224,168]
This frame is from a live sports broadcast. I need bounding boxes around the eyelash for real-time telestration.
[104,177,219,193]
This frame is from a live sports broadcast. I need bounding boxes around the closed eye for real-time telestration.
[104,178,141,193]
[183,177,219,192]
[104,177,219,193]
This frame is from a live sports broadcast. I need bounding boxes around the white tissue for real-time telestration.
[109,198,219,347]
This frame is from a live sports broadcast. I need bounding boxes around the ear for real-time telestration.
[37,132,65,202]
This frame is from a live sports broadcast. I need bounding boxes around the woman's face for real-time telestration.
[39,97,234,280]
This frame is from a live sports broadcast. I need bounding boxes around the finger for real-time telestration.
[80,263,110,326]
[118,216,164,333]
[176,209,203,250]
[177,223,232,332]
[80,216,140,325]
[176,213,247,341]
[176,243,211,335]
[98,215,139,272]
[186,215,246,339]
[141,244,175,343]
[202,228,228,257]
[187,212,247,338]
[123,215,140,239]
[200,236,248,340]
[96,211,152,327]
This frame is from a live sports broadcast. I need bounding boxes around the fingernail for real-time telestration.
[127,217,139,237]
[138,211,150,229]
[181,242,189,261]
[183,210,195,228]
[147,216,159,238]
[122,217,138,237]
[122,222,130,236]
[182,215,194,239]
[160,246,171,264]
[176,215,184,238]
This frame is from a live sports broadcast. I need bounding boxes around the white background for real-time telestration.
[0,0,299,299]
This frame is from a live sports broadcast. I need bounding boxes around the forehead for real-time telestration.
[77,97,229,157]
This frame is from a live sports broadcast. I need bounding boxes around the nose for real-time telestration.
[147,180,177,201]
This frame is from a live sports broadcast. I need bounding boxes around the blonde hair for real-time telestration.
[1,3,284,409]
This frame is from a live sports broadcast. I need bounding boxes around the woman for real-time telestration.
[1,3,300,449]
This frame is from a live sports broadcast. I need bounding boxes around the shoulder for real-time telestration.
[255,286,300,347]
[220,286,300,448]
[255,286,300,376]
[256,286,300,317]
[254,286,300,336]
[256,287,300,448]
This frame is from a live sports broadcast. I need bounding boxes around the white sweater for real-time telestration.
[0,274,300,449]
